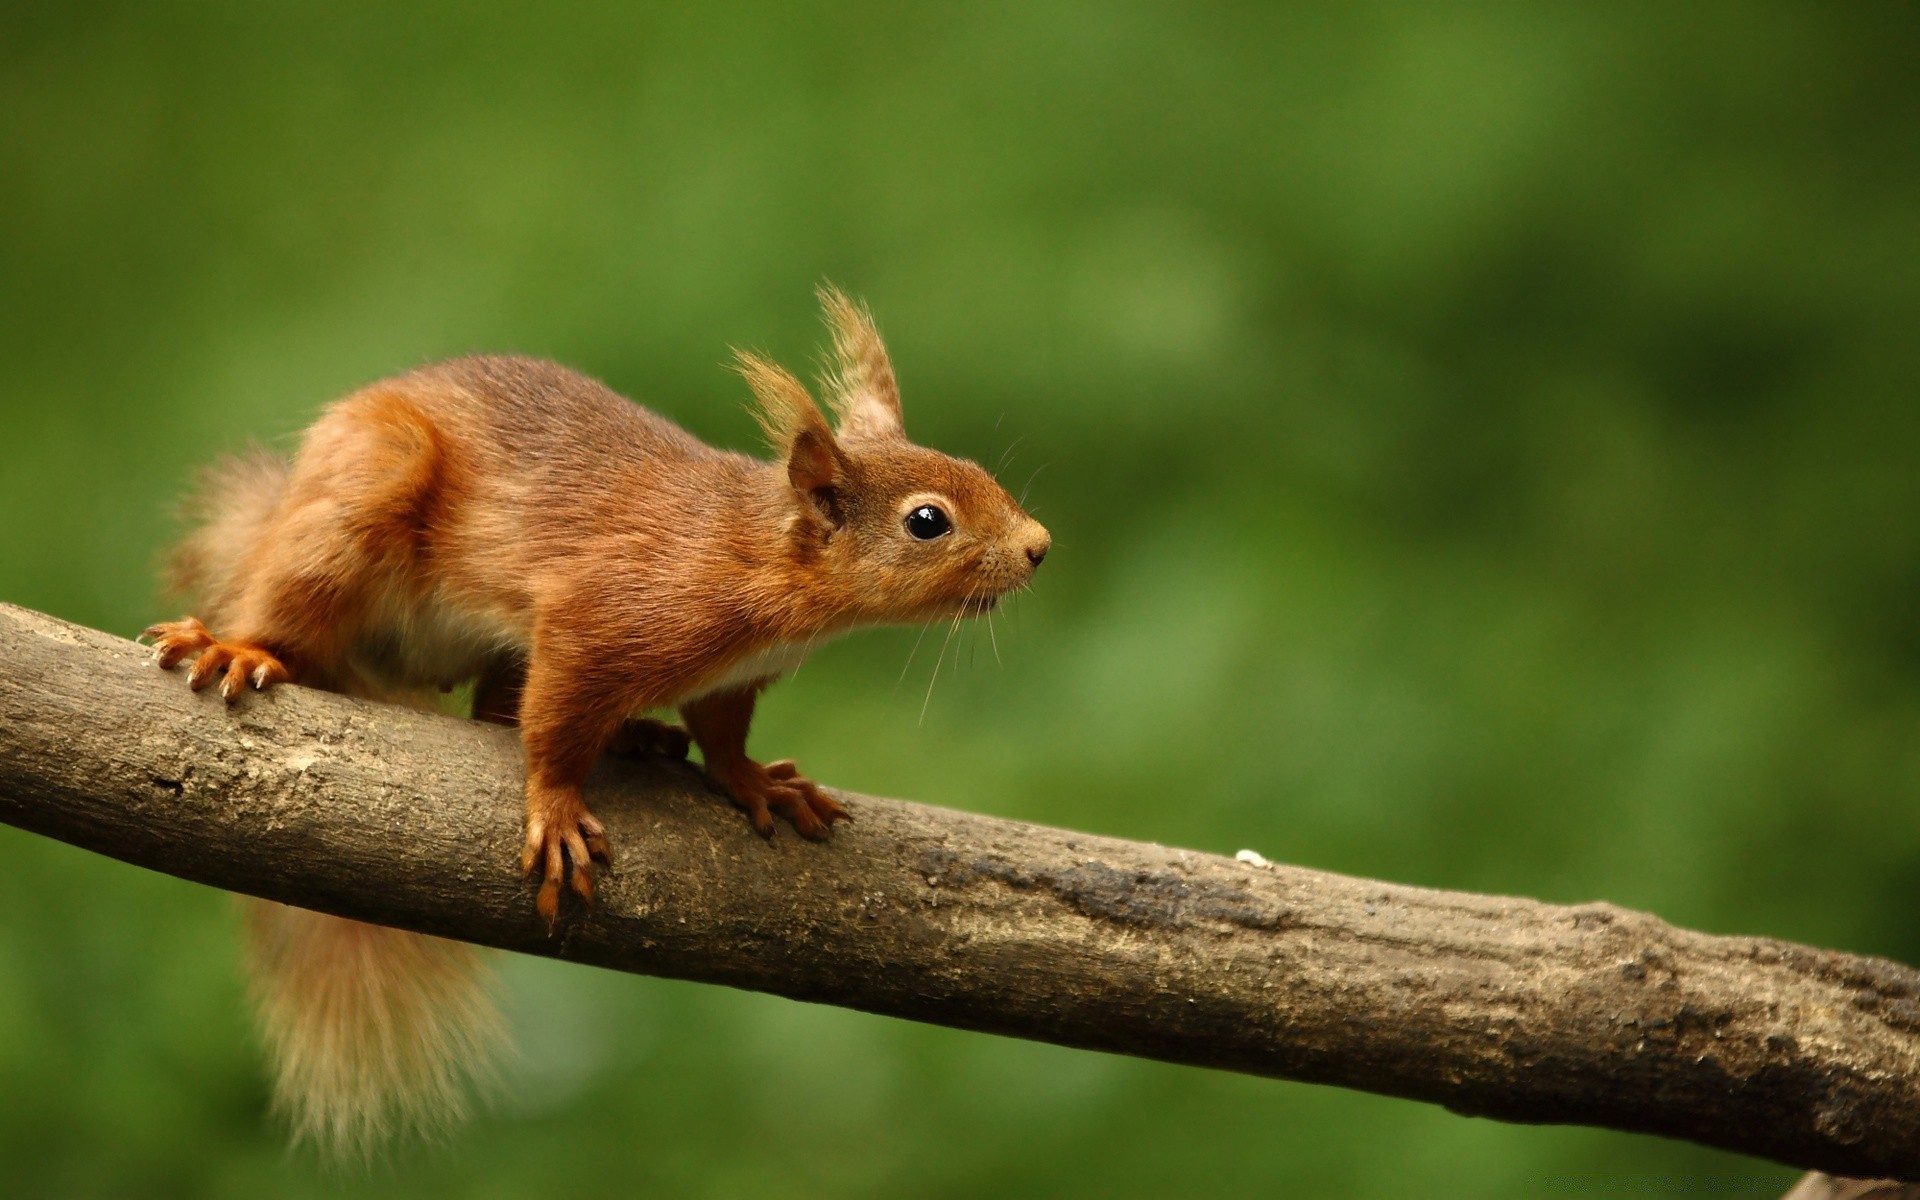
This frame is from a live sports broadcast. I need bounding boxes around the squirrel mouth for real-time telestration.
[961,594,1000,616]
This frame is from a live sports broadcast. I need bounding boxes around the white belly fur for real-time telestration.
[688,639,817,701]
[355,587,526,688]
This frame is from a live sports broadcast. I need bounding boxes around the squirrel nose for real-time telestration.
[1023,526,1051,568]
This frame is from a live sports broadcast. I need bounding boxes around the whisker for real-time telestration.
[787,627,823,680]
[920,585,974,723]
[1019,462,1050,507]
[919,635,947,722]
[956,592,982,679]
[995,435,1026,476]
[896,619,937,692]
[951,590,974,660]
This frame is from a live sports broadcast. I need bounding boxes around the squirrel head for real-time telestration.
[736,286,1050,627]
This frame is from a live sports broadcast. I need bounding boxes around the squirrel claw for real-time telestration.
[143,618,290,703]
[143,616,215,668]
[521,789,609,927]
[717,759,849,842]
[741,800,777,840]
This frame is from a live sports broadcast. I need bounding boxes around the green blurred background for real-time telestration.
[3,3,1917,1196]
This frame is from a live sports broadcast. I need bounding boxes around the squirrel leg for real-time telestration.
[478,659,686,760]
[472,658,526,725]
[607,717,692,760]
[515,655,624,926]
[679,682,850,840]
[145,461,395,700]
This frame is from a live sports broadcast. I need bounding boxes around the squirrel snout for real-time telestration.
[1020,524,1051,569]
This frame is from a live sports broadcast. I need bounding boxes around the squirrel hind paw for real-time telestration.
[142,616,215,668]
[142,619,291,703]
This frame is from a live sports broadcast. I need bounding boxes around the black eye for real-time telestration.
[905,504,952,541]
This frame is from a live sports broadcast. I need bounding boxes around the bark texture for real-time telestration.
[1784,1177,1920,1200]
[2,602,1918,1180]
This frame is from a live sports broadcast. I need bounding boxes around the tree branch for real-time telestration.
[1784,1175,1920,1200]
[2,602,1918,1180]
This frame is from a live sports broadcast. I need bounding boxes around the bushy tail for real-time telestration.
[245,903,505,1158]
[167,448,507,1157]
[164,445,291,625]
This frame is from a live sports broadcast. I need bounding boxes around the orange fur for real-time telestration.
[149,291,1050,1152]
[247,903,504,1158]
[818,284,905,442]
[160,444,504,1158]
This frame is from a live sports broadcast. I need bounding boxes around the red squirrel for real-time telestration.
[142,288,1049,1153]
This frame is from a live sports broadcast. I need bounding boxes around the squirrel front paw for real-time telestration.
[712,758,850,841]
[521,782,610,926]
[141,617,291,703]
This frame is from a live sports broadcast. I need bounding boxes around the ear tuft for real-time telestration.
[733,349,847,518]
[817,284,905,442]
[734,349,831,447]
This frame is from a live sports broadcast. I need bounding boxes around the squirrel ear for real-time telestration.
[734,349,847,521]
[786,427,847,528]
[818,284,905,442]
[785,425,842,494]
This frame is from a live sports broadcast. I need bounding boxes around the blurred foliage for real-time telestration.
[3,2,1918,1196]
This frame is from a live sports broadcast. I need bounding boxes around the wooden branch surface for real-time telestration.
[2,603,1918,1180]
[1784,1175,1920,1200]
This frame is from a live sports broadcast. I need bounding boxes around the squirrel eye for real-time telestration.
[905,504,952,541]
